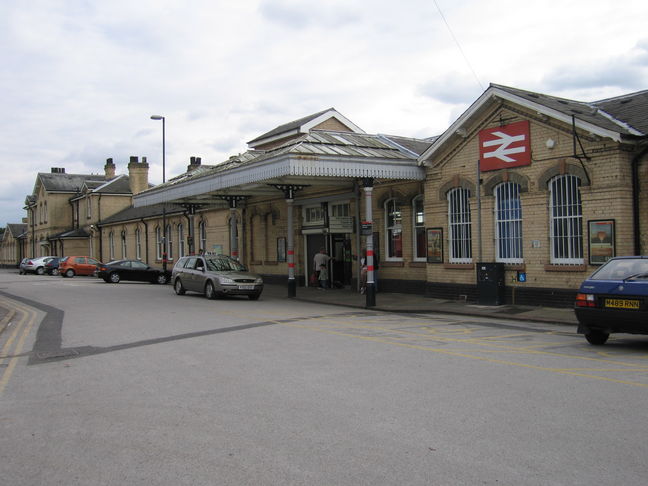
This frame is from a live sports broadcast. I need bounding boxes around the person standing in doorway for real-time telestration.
[318,262,329,289]
[313,247,331,287]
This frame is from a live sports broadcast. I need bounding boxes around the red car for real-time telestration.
[59,256,101,277]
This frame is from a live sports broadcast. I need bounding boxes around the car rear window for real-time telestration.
[205,256,246,272]
[591,258,648,280]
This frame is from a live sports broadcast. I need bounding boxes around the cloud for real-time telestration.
[418,73,484,105]
[542,40,648,92]
[258,0,360,29]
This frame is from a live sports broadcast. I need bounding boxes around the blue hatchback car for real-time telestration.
[575,256,648,345]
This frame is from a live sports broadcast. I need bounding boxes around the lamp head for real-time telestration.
[150,115,164,120]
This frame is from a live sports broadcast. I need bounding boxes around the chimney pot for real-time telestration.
[129,156,138,164]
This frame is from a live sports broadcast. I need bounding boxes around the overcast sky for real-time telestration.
[2,0,647,225]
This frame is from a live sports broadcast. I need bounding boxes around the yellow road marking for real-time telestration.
[276,319,648,388]
[0,299,38,395]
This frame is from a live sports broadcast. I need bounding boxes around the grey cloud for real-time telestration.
[418,74,484,105]
[258,0,359,29]
[542,43,648,92]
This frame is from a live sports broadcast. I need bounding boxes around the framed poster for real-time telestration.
[588,219,615,265]
[277,237,287,262]
[426,228,443,263]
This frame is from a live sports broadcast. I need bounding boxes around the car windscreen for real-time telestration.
[205,257,246,272]
[590,258,648,280]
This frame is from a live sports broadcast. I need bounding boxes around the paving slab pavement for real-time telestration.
[263,283,578,326]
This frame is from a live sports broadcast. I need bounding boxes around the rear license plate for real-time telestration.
[238,285,255,290]
[605,299,640,309]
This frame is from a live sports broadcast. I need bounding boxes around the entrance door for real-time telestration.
[306,233,327,285]
[331,234,352,286]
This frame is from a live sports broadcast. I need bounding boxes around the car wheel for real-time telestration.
[585,330,610,345]
[248,292,261,301]
[109,272,121,284]
[174,279,186,295]
[65,269,75,278]
[36,267,45,275]
[155,274,168,285]
[51,268,59,276]
[205,281,217,300]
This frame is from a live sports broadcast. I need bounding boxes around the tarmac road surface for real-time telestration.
[1,269,648,485]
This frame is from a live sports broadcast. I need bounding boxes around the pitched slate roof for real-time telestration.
[247,108,365,148]
[248,108,333,144]
[51,228,91,239]
[419,84,648,163]
[98,203,186,226]
[38,172,106,193]
[7,223,27,237]
[492,84,646,136]
[594,90,648,135]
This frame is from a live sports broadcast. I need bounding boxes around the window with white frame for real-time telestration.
[385,198,403,259]
[156,226,163,260]
[494,182,523,263]
[199,221,207,252]
[412,196,425,260]
[135,228,142,260]
[303,205,326,226]
[121,230,127,258]
[165,224,173,260]
[109,231,115,261]
[549,174,583,264]
[447,187,472,263]
[178,224,185,257]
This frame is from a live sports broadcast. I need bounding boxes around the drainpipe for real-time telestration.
[141,218,149,264]
[631,142,648,255]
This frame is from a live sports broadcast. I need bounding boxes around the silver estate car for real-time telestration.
[171,255,264,300]
[20,256,56,275]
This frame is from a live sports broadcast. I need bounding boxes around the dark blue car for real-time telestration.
[575,256,648,345]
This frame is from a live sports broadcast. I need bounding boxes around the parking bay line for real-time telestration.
[278,319,648,389]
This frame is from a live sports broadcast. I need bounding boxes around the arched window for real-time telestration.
[199,221,207,253]
[156,226,163,260]
[178,224,185,258]
[165,224,173,260]
[87,196,92,219]
[494,182,523,263]
[121,230,127,258]
[549,175,583,264]
[412,196,425,261]
[108,231,115,261]
[447,188,472,263]
[384,199,403,259]
[135,228,142,260]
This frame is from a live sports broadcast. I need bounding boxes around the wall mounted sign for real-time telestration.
[426,228,443,263]
[588,219,615,265]
[479,120,531,171]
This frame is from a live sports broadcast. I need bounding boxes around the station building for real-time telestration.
[2,84,647,309]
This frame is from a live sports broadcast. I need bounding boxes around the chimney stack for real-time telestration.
[128,156,150,195]
[187,156,202,172]
[104,158,116,179]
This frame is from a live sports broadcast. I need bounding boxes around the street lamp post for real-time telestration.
[150,115,167,272]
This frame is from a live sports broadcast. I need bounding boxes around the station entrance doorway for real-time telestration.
[305,233,352,287]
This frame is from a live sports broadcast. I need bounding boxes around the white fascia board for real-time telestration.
[302,110,366,134]
[94,174,126,192]
[134,155,424,207]
[247,128,301,149]
[418,87,626,165]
